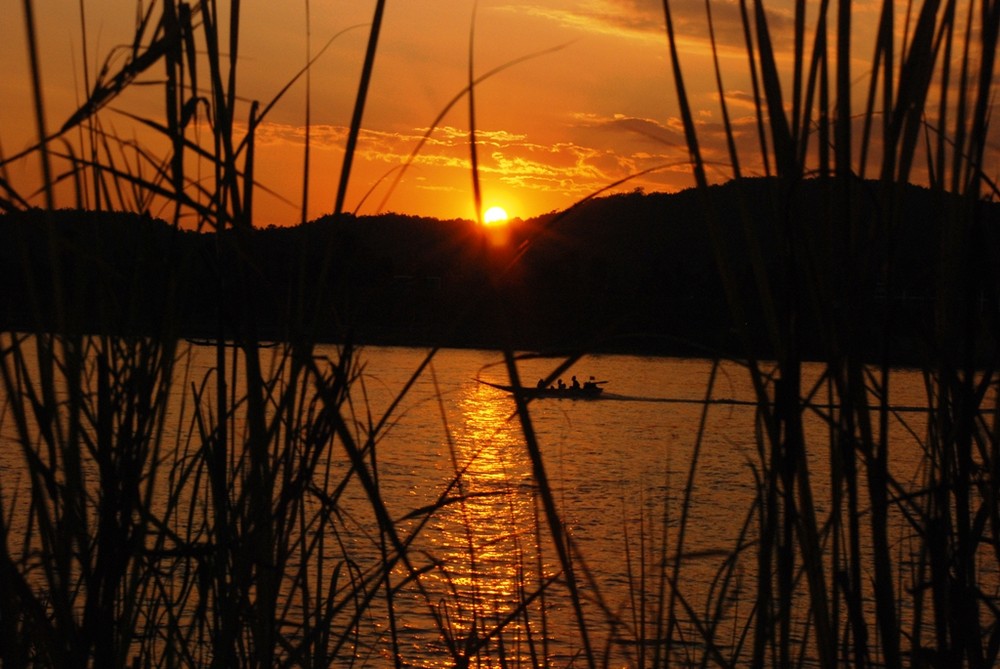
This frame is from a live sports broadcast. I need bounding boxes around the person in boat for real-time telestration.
[571,375,580,390]
[557,379,566,390]
[536,378,547,389]
[583,376,598,390]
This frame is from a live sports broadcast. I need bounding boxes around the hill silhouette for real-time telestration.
[1,178,996,362]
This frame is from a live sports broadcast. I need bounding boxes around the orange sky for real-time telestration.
[2,1,995,226]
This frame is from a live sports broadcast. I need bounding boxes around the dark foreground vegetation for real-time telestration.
[3,177,994,363]
[2,0,999,667]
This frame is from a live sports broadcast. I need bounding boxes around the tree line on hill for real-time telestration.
[1,178,995,362]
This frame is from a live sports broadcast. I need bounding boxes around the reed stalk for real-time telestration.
[659,0,1000,666]
[0,1,462,666]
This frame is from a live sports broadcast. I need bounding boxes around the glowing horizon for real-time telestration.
[1,1,993,228]
[482,205,510,225]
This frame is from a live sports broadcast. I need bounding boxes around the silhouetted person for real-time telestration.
[558,379,566,389]
[571,375,580,389]
[536,378,546,389]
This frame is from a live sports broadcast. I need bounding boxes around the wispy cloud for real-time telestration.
[575,112,686,147]
[233,116,742,220]
[503,1,663,41]
[248,115,708,215]
[504,0,794,54]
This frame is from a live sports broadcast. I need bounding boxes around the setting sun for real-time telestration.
[483,206,509,226]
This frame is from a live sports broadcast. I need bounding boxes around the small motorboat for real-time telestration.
[478,378,606,399]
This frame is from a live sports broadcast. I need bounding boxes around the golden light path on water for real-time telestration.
[364,350,990,668]
[411,380,557,667]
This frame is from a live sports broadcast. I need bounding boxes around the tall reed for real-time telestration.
[657,0,1000,666]
[0,1,511,666]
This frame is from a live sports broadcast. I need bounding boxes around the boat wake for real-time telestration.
[597,393,759,406]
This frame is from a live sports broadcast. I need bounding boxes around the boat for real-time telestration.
[185,338,279,348]
[478,379,606,399]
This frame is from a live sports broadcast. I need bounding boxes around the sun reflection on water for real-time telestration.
[413,381,561,667]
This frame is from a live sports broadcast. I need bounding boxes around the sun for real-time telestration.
[483,205,509,226]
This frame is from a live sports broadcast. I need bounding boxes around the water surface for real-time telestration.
[0,340,947,667]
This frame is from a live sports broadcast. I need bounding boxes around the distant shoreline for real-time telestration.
[2,178,995,369]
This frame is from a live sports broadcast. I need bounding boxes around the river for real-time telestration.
[0,340,983,667]
[297,345,934,667]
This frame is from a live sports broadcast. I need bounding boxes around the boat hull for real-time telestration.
[478,380,604,399]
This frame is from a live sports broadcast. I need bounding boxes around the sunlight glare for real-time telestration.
[483,205,509,226]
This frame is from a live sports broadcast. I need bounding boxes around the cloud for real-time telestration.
[505,0,795,56]
[575,112,687,147]
[246,116,703,212]
[504,1,663,41]
[252,122,348,148]
[605,0,795,47]
[432,126,530,146]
